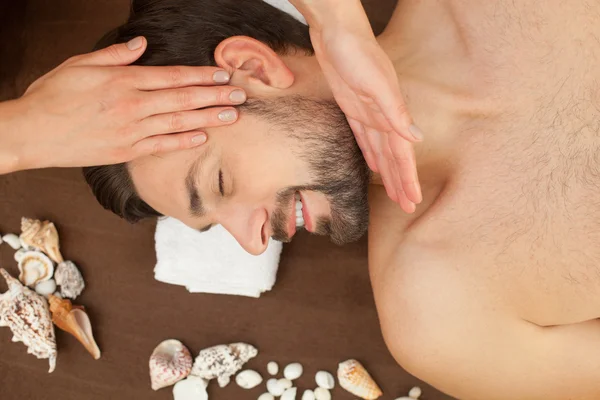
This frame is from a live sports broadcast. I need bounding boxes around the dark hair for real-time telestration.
[84,0,313,222]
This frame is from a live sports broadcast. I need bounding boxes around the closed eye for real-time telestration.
[219,169,224,196]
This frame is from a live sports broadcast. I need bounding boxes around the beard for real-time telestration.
[242,96,371,245]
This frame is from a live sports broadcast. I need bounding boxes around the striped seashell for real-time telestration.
[150,339,193,390]
[337,359,383,400]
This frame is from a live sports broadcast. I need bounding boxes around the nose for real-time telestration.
[220,207,269,255]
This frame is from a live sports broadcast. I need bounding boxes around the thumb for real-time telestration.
[73,36,147,67]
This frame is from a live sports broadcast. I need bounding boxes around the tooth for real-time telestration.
[296,210,303,218]
[295,201,302,210]
[296,217,304,226]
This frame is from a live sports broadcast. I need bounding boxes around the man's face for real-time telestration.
[129,97,370,255]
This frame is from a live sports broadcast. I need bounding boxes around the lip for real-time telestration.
[299,192,313,233]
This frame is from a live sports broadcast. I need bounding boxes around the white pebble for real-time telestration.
[281,387,297,400]
[409,386,422,399]
[278,378,293,390]
[235,370,263,389]
[301,389,315,400]
[2,234,21,250]
[35,279,57,297]
[394,397,413,400]
[258,394,275,400]
[314,388,331,400]
[283,363,303,380]
[267,361,279,375]
[267,378,285,397]
[315,371,335,390]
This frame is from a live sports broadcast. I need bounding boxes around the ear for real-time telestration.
[214,36,295,90]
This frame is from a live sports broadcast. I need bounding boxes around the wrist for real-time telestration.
[0,99,34,174]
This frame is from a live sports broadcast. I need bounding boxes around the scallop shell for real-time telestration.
[149,339,193,390]
[190,343,258,388]
[337,359,383,400]
[173,376,208,400]
[0,268,57,372]
[18,251,54,287]
[20,218,63,264]
[54,261,85,300]
[48,294,101,360]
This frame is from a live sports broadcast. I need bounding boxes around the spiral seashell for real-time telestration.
[150,339,193,390]
[20,218,63,264]
[337,359,382,400]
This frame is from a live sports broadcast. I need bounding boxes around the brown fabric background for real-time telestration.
[0,1,453,399]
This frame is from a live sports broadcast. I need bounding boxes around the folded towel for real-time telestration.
[154,218,283,298]
[153,0,304,298]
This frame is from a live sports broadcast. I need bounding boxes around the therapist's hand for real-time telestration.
[307,9,423,213]
[8,36,246,171]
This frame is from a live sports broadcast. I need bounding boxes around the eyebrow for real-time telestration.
[185,151,211,217]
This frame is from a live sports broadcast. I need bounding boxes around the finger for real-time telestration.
[388,133,423,204]
[131,129,208,158]
[137,107,238,138]
[71,36,147,67]
[133,66,232,90]
[368,127,398,203]
[348,118,378,172]
[374,82,423,143]
[141,86,246,116]
[389,160,416,213]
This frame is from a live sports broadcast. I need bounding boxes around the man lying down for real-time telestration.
[84,0,600,398]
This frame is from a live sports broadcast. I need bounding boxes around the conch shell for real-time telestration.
[20,218,63,264]
[190,343,258,387]
[150,339,193,390]
[0,269,57,372]
[48,294,101,360]
[54,261,85,300]
[18,251,54,287]
[337,359,383,400]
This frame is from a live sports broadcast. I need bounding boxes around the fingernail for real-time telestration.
[409,124,424,141]
[191,133,207,144]
[229,89,246,104]
[218,109,237,122]
[126,36,144,51]
[213,70,230,83]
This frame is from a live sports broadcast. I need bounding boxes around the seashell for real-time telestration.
[314,387,331,400]
[282,387,298,400]
[14,248,27,262]
[267,361,279,375]
[190,343,258,388]
[259,394,275,400]
[48,294,101,360]
[2,233,22,250]
[149,339,193,390]
[338,359,382,400]
[394,397,413,400]
[173,376,208,400]
[409,386,422,399]
[302,389,316,400]
[0,269,57,372]
[35,279,57,297]
[316,371,335,389]
[236,369,263,389]
[284,362,303,380]
[54,261,85,300]
[18,251,54,287]
[20,218,63,263]
[0,234,3,245]
[267,378,285,396]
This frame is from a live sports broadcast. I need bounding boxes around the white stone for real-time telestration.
[409,386,422,399]
[283,363,303,380]
[235,369,263,389]
[267,378,285,396]
[314,387,331,400]
[278,378,293,390]
[301,389,316,400]
[394,397,413,400]
[35,279,57,297]
[315,371,335,389]
[267,361,279,375]
[281,387,297,400]
[258,394,275,400]
[2,234,21,250]
[173,377,208,400]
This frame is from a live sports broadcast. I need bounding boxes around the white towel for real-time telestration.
[154,218,283,298]
[153,0,305,298]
